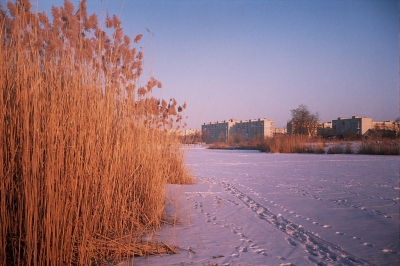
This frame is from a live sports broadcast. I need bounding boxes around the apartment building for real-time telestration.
[370,120,400,138]
[202,118,274,143]
[274,127,287,135]
[372,121,399,131]
[317,122,333,136]
[332,116,372,136]
[201,119,237,143]
[233,119,274,141]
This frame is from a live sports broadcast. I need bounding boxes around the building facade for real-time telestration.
[274,127,287,135]
[201,119,237,143]
[332,116,372,136]
[202,118,274,143]
[317,122,333,136]
[372,121,398,131]
[370,120,400,138]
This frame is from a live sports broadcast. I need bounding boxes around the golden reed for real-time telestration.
[0,0,192,264]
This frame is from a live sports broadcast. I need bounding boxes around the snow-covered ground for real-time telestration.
[129,148,399,266]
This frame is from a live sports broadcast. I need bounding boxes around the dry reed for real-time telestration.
[1,0,192,265]
[209,135,326,154]
[358,140,400,155]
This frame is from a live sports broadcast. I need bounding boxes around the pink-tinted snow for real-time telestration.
[125,147,399,266]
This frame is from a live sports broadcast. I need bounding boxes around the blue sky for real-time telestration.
[4,0,398,129]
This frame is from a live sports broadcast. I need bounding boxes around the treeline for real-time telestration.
[1,0,192,265]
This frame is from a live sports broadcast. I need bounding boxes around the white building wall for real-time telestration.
[202,118,274,143]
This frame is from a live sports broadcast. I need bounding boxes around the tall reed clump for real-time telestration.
[0,0,192,265]
[266,135,321,153]
[358,140,400,155]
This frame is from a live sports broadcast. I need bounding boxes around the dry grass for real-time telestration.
[208,142,230,149]
[327,144,344,154]
[209,135,326,154]
[1,1,192,265]
[358,140,400,155]
[267,135,310,153]
[215,134,400,156]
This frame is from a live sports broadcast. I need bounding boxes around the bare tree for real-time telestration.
[289,104,320,137]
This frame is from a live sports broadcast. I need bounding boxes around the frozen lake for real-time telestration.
[132,148,399,266]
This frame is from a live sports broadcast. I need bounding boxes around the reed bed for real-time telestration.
[209,135,400,156]
[358,140,400,155]
[265,135,320,153]
[209,135,325,154]
[1,0,192,265]
[327,142,353,154]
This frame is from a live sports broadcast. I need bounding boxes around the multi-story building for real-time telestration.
[201,119,237,143]
[202,118,274,143]
[332,116,372,136]
[372,121,398,131]
[317,122,333,136]
[274,127,287,135]
[370,120,400,138]
[233,119,274,141]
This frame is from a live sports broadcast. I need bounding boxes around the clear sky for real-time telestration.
[4,0,399,129]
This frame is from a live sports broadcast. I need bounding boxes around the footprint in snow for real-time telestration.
[286,237,297,246]
[237,232,245,237]
[335,232,345,235]
[322,225,333,228]
[254,248,268,256]
[307,255,326,265]
[363,242,374,247]
[382,249,397,254]
[238,246,248,252]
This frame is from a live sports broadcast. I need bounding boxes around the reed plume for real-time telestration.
[0,0,192,265]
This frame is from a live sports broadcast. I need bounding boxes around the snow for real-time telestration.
[125,148,399,266]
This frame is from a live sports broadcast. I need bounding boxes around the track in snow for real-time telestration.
[221,181,376,266]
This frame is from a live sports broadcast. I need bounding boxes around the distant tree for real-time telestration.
[289,104,320,137]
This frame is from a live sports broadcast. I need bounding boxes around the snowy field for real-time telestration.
[131,148,399,266]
